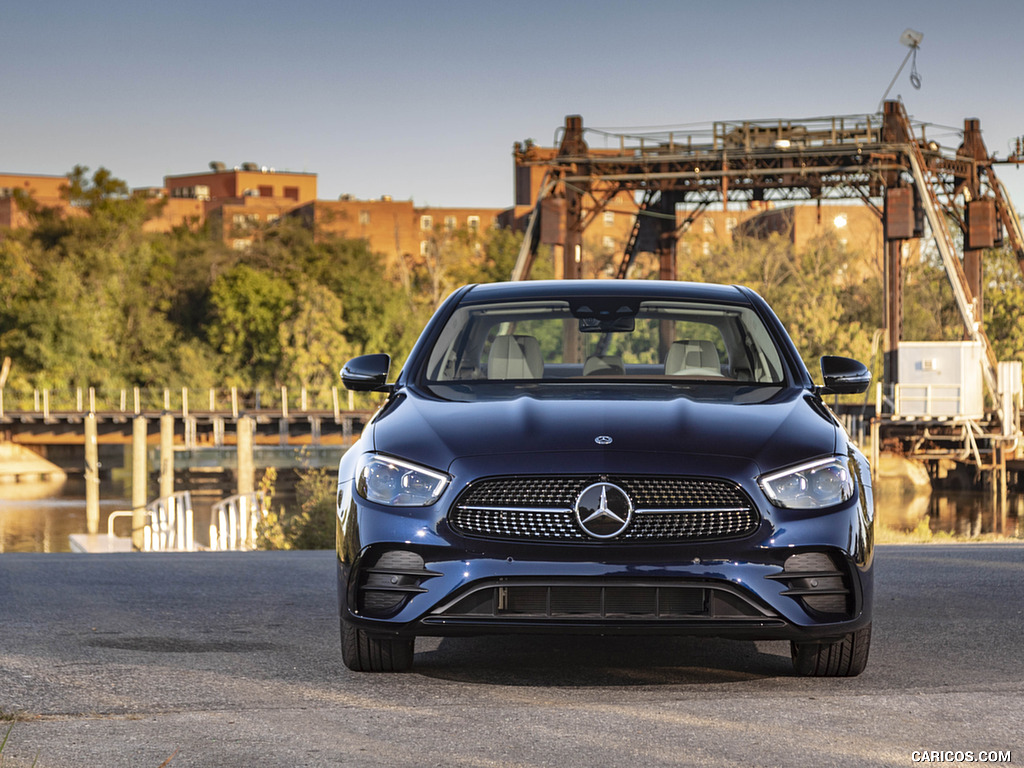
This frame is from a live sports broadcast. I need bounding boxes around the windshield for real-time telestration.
[422,297,786,394]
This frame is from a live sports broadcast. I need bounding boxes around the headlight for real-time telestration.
[758,456,854,510]
[355,454,449,507]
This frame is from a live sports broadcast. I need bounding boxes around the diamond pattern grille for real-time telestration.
[449,475,759,542]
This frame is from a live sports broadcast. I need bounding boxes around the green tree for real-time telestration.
[687,232,878,376]
[206,265,294,387]
[278,282,352,391]
[257,467,335,550]
[902,247,961,342]
[2,257,119,390]
[984,248,1024,363]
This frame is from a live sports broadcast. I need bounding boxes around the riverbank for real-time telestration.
[873,453,1022,542]
[875,518,1022,543]
[0,443,66,488]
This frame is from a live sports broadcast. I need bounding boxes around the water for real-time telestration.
[0,478,222,553]
[0,477,127,553]
[877,489,1024,539]
[1,477,1020,553]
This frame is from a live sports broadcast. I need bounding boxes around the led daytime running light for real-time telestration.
[759,456,854,510]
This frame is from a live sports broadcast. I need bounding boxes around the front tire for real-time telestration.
[791,623,871,677]
[340,617,414,672]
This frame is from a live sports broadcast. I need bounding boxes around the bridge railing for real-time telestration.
[0,384,380,420]
[106,491,196,552]
[209,492,267,552]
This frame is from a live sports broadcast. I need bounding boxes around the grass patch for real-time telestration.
[1,725,40,768]
[877,516,1020,544]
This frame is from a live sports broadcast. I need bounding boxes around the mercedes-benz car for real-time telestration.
[336,280,873,676]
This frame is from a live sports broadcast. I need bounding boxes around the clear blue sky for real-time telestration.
[3,0,1023,209]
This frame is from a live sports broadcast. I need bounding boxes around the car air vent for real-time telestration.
[430,580,775,622]
[766,551,852,616]
[449,475,759,542]
[358,550,441,617]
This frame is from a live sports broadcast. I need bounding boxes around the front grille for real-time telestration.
[449,475,759,542]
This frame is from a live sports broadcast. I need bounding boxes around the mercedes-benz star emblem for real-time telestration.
[575,482,632,539]
[594,435,613,445]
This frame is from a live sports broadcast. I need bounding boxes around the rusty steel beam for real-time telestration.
[519,103,1019,292]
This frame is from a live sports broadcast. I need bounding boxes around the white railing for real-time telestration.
[107,491,195,552]
[893,383,970,419]
[208,492,266,551]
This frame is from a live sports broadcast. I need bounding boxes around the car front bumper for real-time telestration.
[336,463,873,645]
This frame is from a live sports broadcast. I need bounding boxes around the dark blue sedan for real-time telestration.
[336,280,873,675]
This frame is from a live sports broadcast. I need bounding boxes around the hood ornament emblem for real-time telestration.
[594,435,613,445]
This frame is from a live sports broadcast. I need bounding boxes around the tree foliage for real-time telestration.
[2,165,1020,407]
[685,231,878,380]
[257,467,335,550]
[0,167,530,401]
[984,248,1024,364]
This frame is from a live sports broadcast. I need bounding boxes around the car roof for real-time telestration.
[458,280,753,305]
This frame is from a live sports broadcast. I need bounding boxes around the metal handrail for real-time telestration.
[209,492,266,551]
[106,491,195,552]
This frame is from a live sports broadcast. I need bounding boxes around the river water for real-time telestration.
[0,477,246,553]
[1,476,1020,553]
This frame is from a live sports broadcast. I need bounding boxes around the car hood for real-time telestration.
[370,387,839,474]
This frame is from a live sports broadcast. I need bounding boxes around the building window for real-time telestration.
[258,185,273,198]
[467,215,480,230]
[420,239,431,256]
[359,210,370,226]
[726,217,738,233]
[703,217,716,234]
[702,241,711,256]
[284,186,299,201]
[602,235,616,251]
[232,239,252,252]
[603,211,615,227]
[444,215,457,231]
[232,213,260,231]
[420,215,433,231]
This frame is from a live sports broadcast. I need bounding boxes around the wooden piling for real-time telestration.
[160,413,175,500]
[85,413,100,535]
[132,415,148,550]
[236,415,255,497]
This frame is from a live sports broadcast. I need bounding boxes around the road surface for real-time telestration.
[0,545,1021,767]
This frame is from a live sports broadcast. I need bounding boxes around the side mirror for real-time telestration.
[341,354,393,392]
[819,356,871,395]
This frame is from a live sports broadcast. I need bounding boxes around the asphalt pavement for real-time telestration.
[0,545,1021,767]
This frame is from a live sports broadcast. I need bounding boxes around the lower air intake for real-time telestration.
[434,581,771,621]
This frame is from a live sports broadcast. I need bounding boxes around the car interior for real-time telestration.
[427,300,785,384]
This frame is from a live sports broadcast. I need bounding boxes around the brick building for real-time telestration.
[730,203,886,274]
[160,164,318,248]
[0,173,74,228]
[290,197,505,272]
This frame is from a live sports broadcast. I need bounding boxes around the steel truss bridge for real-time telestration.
[512,100,1024,501]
